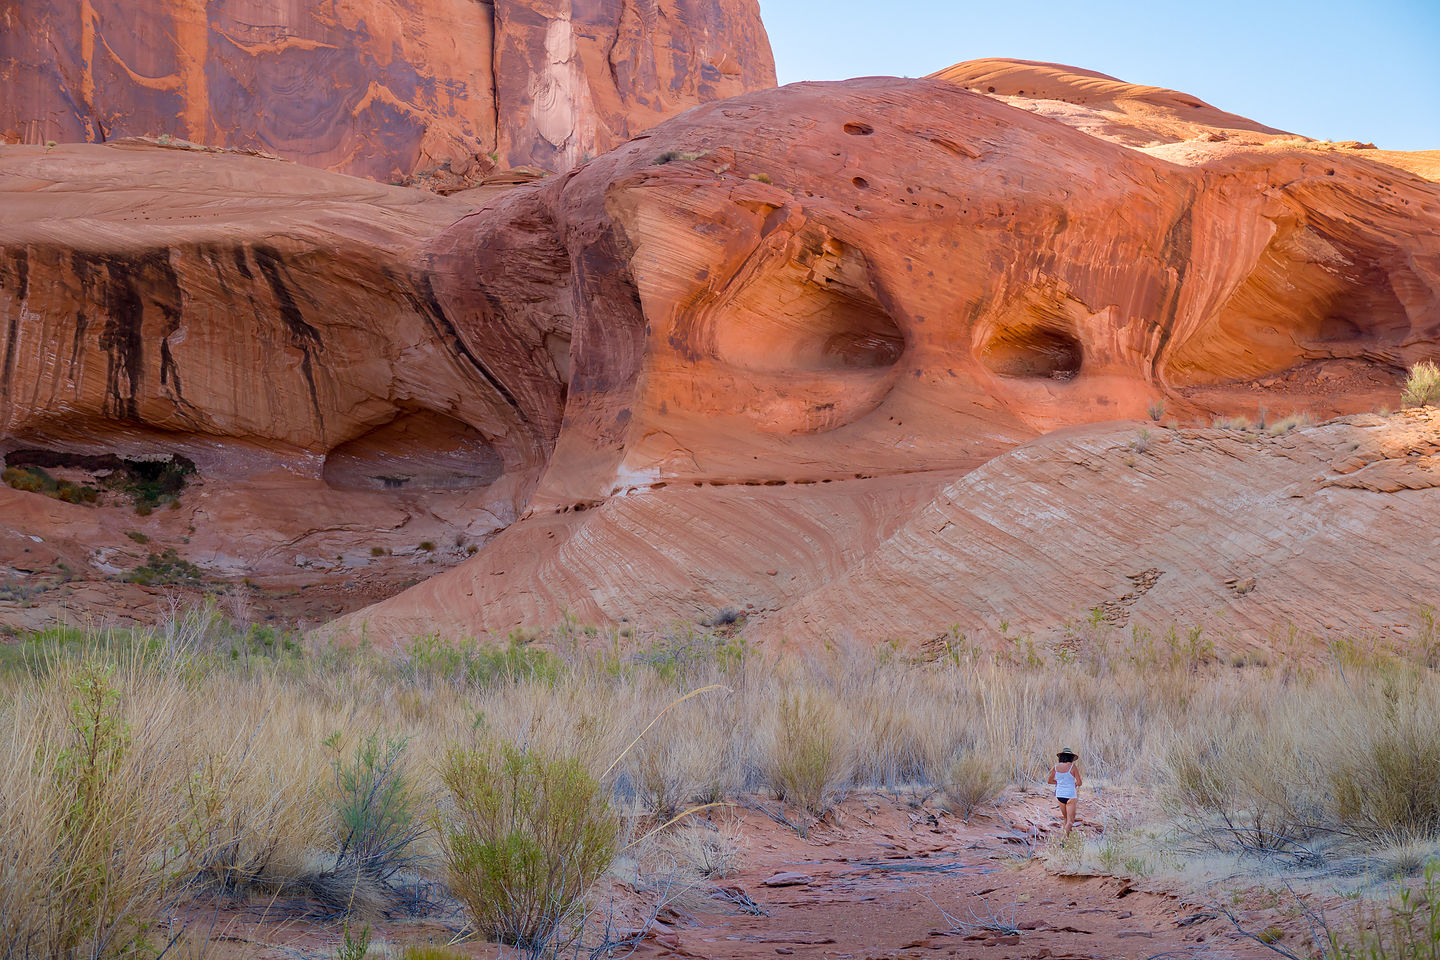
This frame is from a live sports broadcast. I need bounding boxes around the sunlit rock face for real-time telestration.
[0,0,775,182]
[332,75,1440,643]
[2,68,1437,643]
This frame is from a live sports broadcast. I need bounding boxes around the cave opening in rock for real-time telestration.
[710,241,905,374]
[322,411,503,492]
[980,324,1085,379]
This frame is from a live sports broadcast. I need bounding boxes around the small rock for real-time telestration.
[761,871,813,887]
[1018,919,1044,930]
[1118,930,1154,938]
[775,949,794,955]
[1117,911,1133,919]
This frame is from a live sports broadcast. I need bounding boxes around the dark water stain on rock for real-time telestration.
[251,244,326,434]
[1,246,29,401]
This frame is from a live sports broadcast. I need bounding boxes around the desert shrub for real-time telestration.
[436,743,618,948]
[325,732,424,888]
[662,819,747,879]
[125,548,204,586]
[335,922,371,960]
[405,635,560,687]
[1329,858,1440,959]
[1165,725,1317,854]
[2,464,45,493]
[229,623,302,660]
[401,946,470,960]
[1329,687,1440,842]
[1402,360,1440,408]
[765,691,852,817]
[101,455,195,512]
[0,658,184,960]
[2,465,100,504]
[470,640,560,687]
[1146,398,1166,421]
[937,752,1005,820]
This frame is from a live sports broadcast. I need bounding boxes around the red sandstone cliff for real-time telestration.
[0,0,775,183]
[2,64,1437,642]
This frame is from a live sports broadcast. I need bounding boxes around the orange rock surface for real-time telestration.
[2,64,1438,643]
[0,0,775,183]
[334,74,1440,643]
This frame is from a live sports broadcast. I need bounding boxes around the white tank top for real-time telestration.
[1055,763,1077,799]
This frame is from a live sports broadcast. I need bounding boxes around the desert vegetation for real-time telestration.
[0,608,1439,958]
[1404,360,1440,409]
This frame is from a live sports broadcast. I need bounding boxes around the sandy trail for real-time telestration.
[175,795,1284,959]
[625,797,1273,960]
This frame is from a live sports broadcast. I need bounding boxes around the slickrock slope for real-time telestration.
[336,410,1440,645]
[932,58,1440,185]
[760,409,1440,646]
[0,0,774,183]
[3,72,1437,642]
[929,59,1298,148]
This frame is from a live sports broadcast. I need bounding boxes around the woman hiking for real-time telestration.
[1047,747,1082,836]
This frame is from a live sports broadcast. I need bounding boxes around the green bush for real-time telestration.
[1402,360,1440,409]
[767,692,851,818]
[335,923,371,960]
[125,549,204,587]
[44,661,170,958]
[405,635,560,687]
[437,743,617,948]
[1329,858,1440,959]
[2,465,100,504]
[104,456,195,512]
[326,732,422,885]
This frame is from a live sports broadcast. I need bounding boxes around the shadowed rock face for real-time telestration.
[0,0,775,182]
[2,68,1438,642]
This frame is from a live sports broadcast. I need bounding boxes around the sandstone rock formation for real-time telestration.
[0,0,775,183]
[329,73,1439,644]
[928,59,1299,148]
[0,141,542,628]
[3,65,1437,644]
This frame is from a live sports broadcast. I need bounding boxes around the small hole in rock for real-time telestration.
[843,122,874,136]
[852,177,869,189]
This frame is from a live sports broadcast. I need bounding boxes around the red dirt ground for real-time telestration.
[174,794,1291,960]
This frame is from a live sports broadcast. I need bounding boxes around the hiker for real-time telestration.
[1047,747,1082,836]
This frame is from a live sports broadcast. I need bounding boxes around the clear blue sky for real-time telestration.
[758,0,1440,151]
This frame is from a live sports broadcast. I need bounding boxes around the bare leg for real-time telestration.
[1063,799,1077,836]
